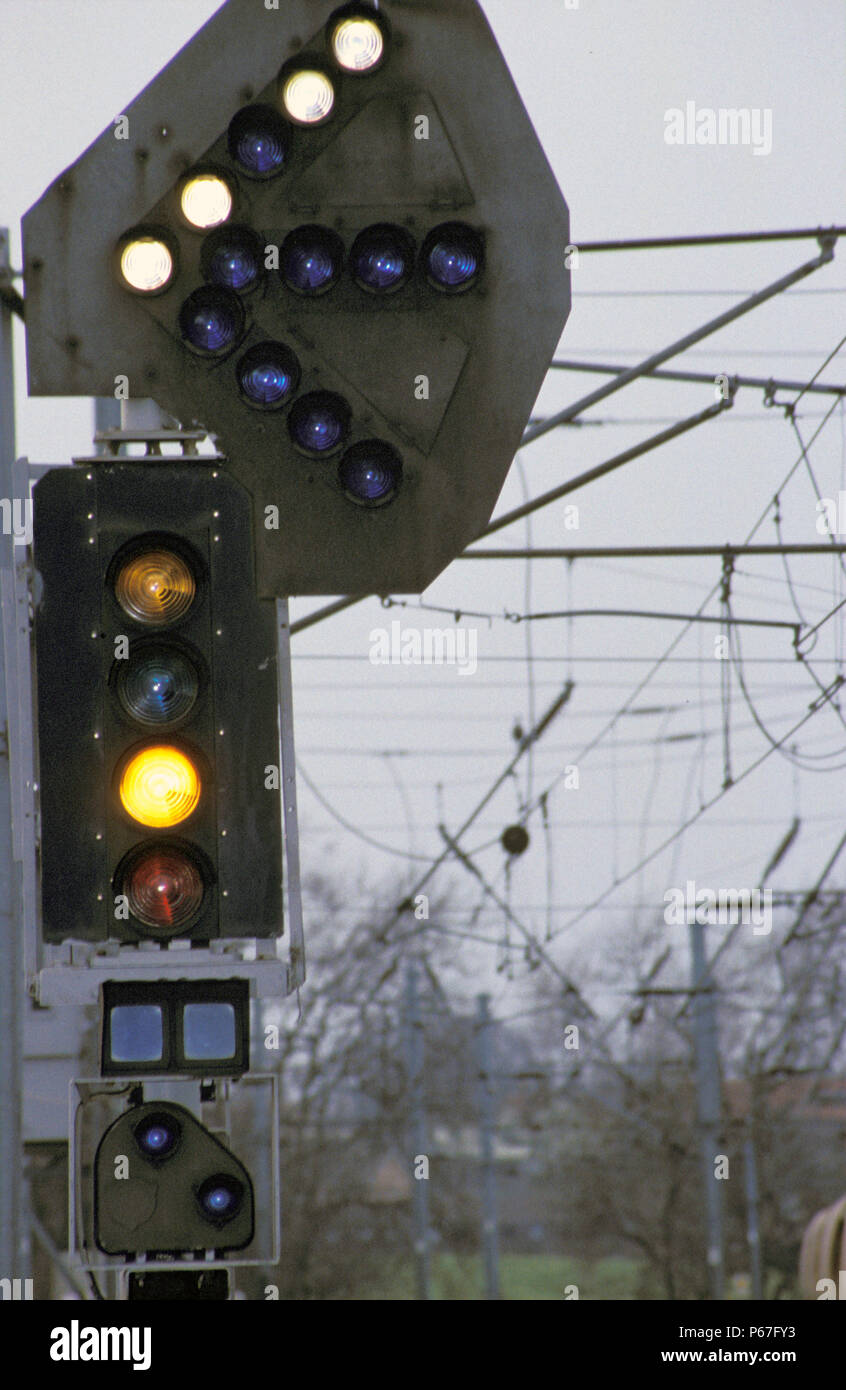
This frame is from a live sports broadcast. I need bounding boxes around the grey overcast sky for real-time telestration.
[2,1,846,1015]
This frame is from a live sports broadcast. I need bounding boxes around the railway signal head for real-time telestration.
[23,0,571,595]
[33,462,282,944]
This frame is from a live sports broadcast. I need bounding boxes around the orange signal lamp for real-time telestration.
[119,745,202,827]
[114,550,196,626]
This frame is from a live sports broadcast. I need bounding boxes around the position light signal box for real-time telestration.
[22,0,572,595]
[94,1101,254,1256]
[33,463,282,944]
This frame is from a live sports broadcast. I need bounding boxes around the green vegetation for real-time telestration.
[357,1253,658,1300]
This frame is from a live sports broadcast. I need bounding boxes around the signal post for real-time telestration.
[13,0,571,1300]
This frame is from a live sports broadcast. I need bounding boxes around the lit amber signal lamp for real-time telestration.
[114,550,196,626]
[119,745,202,827]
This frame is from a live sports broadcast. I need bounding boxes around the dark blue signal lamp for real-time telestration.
[113,640,205,730]
[288,391,352,455]
[237,341,301,410]
[197,1175,247,1227]
[178,285,245,355]
[227,104,291,179]
[134,1111,182,1162]
[279,224,345,296]
[201,224,265,294]
[422,222,485,293]
[350,223,415,293]
[273,222,484,296]
[101,979,250,1077]
[339,440,402,507]
[131,1116,247,1228]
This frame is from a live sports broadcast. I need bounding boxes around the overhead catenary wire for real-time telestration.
[515,381,846,821]
[542,676,844,945]
[572,226,846,251]
[521,241,835,446]
[549,358,846,398]
[377,591,805,632]
[488,398,732,537]
[298,761,434,862]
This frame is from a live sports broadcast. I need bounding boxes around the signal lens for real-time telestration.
[135,1112,181,1160]
[109,1004,164,1063]
[280,225,344,295]
[281,69,335,125]
[227,104,291,177]
[179,286,245,354]
[350,224,414,293]
[339,440,402,506]
[119,236,174,293]
[114,550,196,627]
[201,225,264,293]
[119,745,202,827]
[330,13,385,72]
[121,845,206,932]
[197,1174,245,1224]
[116,646,200,728]
[183,1003,237,1060]
[180,174,233,229]
[288,392,351,455]
[422,222,484,292]
[237,342,300,409]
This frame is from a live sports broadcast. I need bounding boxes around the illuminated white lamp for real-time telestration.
[281,69,335,125]
[331,17,384,72]
[120,237,173,293]
[180,175,233,230]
